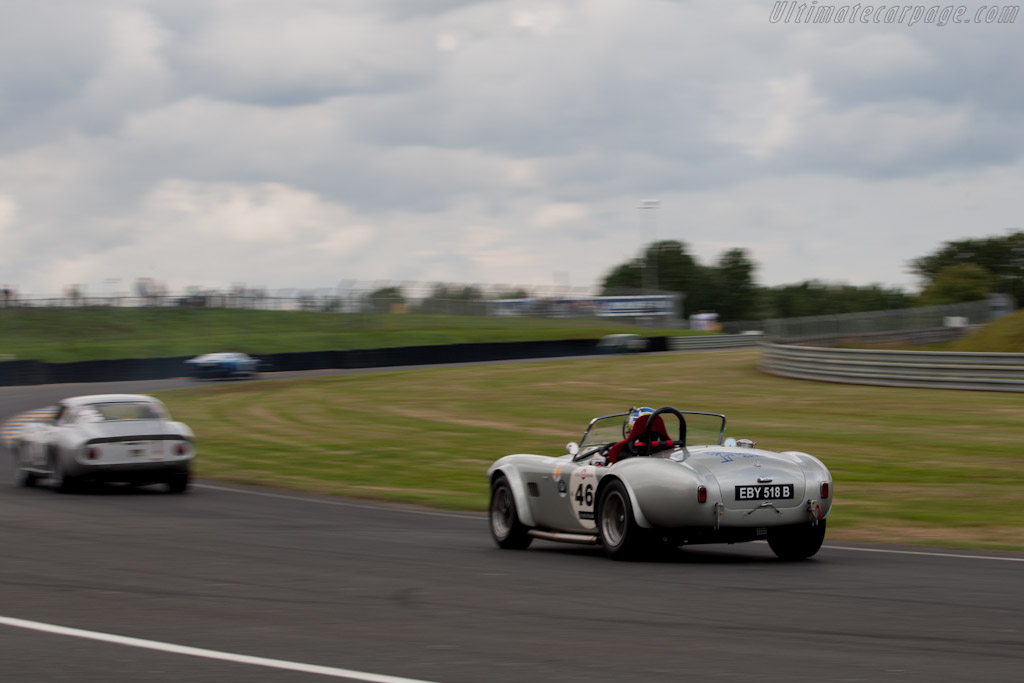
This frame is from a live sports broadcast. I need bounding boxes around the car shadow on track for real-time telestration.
[528,542,782,565]
[28,481,186,496]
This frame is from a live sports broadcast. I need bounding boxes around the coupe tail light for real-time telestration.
[697,485,707,503]
[820,482,830,498]
[86,447,98,460]
[175,443,187,455]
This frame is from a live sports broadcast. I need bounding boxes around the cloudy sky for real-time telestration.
[1,0,1022,297]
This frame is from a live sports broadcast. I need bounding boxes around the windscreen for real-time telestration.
[680,412,726,446]
[578,414,628,452]
[579,411,726,450]
[76,402,167,422]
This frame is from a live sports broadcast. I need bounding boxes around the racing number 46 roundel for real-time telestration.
[569,467,596,529]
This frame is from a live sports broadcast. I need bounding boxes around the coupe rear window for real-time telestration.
[77,402,166,422]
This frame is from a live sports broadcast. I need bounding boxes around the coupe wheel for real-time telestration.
[166,469,191,494]
[597,480,650,560]
[11,447,36,488]
[49,452,78,494]
[489,476,532,549]
[767,520,827,560]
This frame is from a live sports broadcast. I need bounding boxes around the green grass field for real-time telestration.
[0,307,703,362]
[156,349,1024,552]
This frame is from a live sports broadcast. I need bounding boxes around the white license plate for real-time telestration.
[735,484,794,500]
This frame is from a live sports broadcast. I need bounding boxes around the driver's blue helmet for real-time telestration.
[625,406,655,437]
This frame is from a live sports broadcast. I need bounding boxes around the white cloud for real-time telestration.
[37,180,374,295]
[0,195,18,267]
[531,202,588,228]
[0,0,1021,299]
[713,73,824,159]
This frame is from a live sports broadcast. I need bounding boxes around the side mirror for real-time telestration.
[566,442,579,456]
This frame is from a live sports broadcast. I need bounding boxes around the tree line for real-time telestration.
[600,231,1023,320]
[359,232,1021,321]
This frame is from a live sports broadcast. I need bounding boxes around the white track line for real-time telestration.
[824,544,1024,562]
[0,616,440,683]
[194,483,484,521]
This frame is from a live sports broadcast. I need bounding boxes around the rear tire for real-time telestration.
[768,519,827,560]
[489,476,532,549]
[597,480,652,560]
[166,469,191,494]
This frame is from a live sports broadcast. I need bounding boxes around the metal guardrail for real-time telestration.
[761,343,1024,392]
[668,334,765,351]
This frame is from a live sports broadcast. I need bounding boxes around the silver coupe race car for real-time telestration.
[10,394,196,493]
[487,406,832,560]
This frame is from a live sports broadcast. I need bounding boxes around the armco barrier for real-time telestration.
[668,334,764,351]
[761,343,1024,392]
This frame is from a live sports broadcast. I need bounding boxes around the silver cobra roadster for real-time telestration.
[487,407,832,560]
[10,394,195,493]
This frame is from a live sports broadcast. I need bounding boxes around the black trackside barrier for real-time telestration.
[47,356,194,384]
[338,339,602,369]
[0,356,194,386]
[258,350,345,373]
[0,359,50,387]
[646,336,669,353]
[0,336,664,387]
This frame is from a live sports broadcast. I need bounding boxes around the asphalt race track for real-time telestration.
[2,371,1023,683]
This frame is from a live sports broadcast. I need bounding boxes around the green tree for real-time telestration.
[709,248,758,320]
[601,240,748,318]
[917,263,997,306]
[602,240,700,293]
[415,284,486,315]
[759,281,911,318]
[490,288,530,300]
[911,231,1024,304]
[363,286,405,314]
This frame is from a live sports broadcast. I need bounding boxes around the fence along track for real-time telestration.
[761,343,1024,392]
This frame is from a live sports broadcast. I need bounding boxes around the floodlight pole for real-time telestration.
[638,199,660,293]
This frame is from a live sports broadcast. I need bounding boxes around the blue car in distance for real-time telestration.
[185,352,261,380]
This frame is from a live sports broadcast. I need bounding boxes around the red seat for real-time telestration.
[607,414,672,464]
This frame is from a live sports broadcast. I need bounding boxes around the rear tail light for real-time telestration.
[86,447,98,460]
[175,443,188,455]
[697,485,707,503]
[820,482,829,498]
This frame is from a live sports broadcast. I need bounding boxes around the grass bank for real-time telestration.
[947,309,1024,352]
[157,349,1024,551]
[0,307,702,362]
